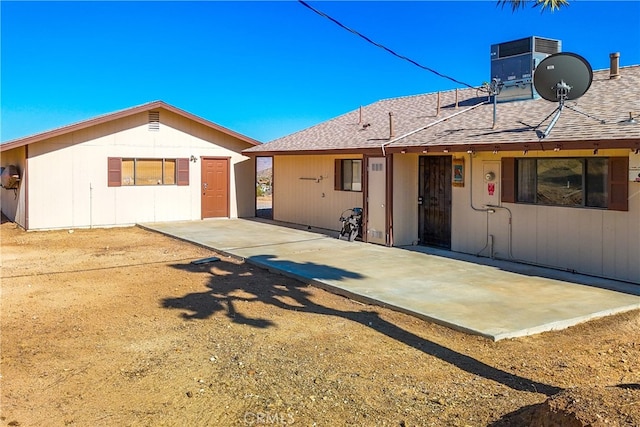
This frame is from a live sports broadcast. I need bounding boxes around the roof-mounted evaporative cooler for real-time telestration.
[490,36,561,102]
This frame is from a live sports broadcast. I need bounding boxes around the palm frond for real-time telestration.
[497,0,569,12]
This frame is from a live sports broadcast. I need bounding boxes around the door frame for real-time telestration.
[363,154,394,246]
[255,156,273,219]
[201,157,230,219]
[418,155,452,249]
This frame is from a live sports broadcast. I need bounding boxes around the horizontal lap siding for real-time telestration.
[274,155,362,231]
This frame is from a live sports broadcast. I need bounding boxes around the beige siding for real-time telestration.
[267,149,639,282]
[0,146,27,227]
[449,150,640,283]
[20,108,253,230]
[391,154,418,246]
[273,155,362,231]
[385,150,638,282]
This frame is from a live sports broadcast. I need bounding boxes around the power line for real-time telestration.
[298,0,478,90]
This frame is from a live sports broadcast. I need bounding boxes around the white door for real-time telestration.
[367,157,386,245]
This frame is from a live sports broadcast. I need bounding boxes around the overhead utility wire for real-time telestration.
[298,0,479,90]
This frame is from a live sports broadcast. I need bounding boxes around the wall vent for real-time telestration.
[371,163,384,172]
[148,111,160,131]
[369,230,384,239]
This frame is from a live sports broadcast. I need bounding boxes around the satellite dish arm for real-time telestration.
[536,100,565,139]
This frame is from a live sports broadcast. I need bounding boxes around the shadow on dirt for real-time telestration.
[487,403,542,427]
[162,255,562,397]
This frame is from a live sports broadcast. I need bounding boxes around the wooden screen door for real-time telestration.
[201,158,230,219]
[419,156,452,248]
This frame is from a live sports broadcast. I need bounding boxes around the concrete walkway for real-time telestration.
[140,218,640,341]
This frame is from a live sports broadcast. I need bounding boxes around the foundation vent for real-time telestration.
[369,230,384,239]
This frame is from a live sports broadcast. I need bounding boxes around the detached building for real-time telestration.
[0,101,259,230]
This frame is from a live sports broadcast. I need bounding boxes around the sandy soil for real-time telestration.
[1,219,639,426]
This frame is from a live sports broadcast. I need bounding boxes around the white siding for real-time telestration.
[22,108,254,230]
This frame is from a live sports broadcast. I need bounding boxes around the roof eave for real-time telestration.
[243,147,385,157]
[384,138,640,154]
[1,101,261,152]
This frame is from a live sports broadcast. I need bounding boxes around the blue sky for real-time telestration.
[2,1,639,143]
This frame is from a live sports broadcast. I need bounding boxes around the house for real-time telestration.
[0,101,260,230]
[244,50,640,284]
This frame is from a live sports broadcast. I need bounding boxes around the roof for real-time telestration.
[1,100,261,152]
[245,65,640,155]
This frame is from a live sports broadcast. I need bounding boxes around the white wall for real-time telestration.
[24,108,254,230]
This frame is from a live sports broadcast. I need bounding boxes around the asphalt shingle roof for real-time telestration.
[245,65,640,154]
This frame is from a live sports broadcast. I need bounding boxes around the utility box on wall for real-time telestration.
[482,161,500,207]
[490,36,561,102]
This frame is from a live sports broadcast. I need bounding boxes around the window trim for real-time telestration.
[334,158,363,192]
[501,156,628,211]
[108,157,189,187]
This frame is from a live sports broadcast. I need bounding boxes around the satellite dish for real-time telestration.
[534,52,593,102]
[533,52,594,139]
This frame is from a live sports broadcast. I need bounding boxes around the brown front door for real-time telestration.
[201,158,230,219]
[419,156,452,249]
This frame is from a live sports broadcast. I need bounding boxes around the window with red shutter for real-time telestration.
[608,157,628,211]
[177,158,189,186]
[501,157,516,203]
[108,157,121,187]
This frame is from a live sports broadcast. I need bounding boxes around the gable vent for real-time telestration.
[148,111,160,131]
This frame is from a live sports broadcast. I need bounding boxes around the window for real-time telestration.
[502,157,628,211]
[108,157,189,187]
[335,159,362,191]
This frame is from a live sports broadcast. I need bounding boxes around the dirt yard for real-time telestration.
[1,219,639,426]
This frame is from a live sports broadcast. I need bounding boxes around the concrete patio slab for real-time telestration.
[140,218,640,341]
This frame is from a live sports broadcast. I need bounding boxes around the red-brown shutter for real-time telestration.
[608,156,628,211]
[177,158,190,186]
[501,157,516,203]
[108,157,121,187]
[334,159,342,191]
